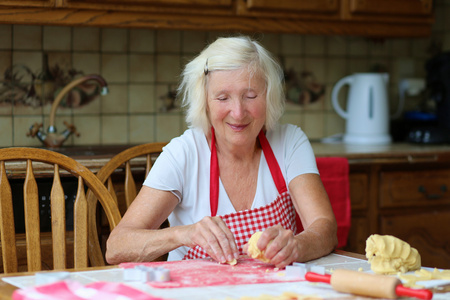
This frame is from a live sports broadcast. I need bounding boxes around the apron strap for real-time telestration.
[210,127,219,217]
[210,128,287,216]
[258,130,288,194]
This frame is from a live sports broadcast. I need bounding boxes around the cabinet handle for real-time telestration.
[418,184,447,200]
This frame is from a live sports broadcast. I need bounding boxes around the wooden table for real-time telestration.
[0,251,448,300]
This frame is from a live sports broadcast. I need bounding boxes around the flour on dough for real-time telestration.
[365,234,421,274]
[247,231,271,263]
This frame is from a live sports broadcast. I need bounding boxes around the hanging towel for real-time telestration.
[316,157,351,248]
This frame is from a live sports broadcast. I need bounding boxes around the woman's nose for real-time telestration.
[230,99,246,119]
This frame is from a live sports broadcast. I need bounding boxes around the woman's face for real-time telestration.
[206,67,267,149]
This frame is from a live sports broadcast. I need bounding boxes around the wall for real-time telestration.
[0,0,449,147]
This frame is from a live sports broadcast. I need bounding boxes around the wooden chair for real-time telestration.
[87,142,167,267]
[0,147,121,273]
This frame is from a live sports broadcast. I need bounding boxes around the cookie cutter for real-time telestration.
[123,266,171,282]
[285,262,326,279]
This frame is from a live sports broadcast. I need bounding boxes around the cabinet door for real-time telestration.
[381,211,450,269]
[349,0,432,16]
[236,0,340,20]
[342,0,433,23]
[62,0,233,14]
[246,0,338,13]
[0,0,55,7]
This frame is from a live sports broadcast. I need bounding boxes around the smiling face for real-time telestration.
[206,67,267,151]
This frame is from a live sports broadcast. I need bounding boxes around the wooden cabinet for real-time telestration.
[61,0,234,15]
[344,156,450,269]
[0,0,55,7]
[0,0,434,37]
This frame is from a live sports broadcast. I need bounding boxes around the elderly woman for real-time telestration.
[106,36,337,269]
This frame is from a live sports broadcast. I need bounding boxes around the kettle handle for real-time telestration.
[331,75,353,119]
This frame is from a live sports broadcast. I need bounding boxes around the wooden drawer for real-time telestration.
[381,210,450,269]
[380,169,450,208]
[349,172,369,210]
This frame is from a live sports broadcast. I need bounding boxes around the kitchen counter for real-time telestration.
[311,142,450,163]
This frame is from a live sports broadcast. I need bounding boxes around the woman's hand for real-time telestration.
[244,225,299,269]
[182,216,239,263]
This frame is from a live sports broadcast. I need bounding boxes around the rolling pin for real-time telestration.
[305,269,433,300]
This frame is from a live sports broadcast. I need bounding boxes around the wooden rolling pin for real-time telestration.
[305,269,433,300]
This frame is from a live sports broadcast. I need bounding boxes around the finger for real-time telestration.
[210,218,238,262]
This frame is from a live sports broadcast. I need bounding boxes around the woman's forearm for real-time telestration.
[105,225,184,264]
[294,217,338,263]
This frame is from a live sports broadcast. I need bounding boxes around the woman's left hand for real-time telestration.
[244,225,299,269]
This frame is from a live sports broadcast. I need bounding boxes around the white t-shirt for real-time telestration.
[143,123,319,260]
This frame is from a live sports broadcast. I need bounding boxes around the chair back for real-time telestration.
[316,157,351,248]
[0,147,121,273]
[87,142,166,266]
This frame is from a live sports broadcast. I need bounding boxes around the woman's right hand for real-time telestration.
[182,216,239,263]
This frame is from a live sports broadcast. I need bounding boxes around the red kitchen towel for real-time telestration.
[12,280,170,300]
[316,157,351,248]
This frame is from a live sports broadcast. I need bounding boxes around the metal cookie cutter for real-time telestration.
[123,266,171,283]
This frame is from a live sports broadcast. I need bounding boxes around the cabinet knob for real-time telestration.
[418,184,447,200]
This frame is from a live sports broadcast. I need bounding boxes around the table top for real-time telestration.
[0,251,449,300]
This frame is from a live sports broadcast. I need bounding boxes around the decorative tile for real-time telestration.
[129,54,155,83]
[304,35,326,56]
[73,115,101,145]
[73,27,100,51]
[279,111,302,128]
[101,28,128,52]
[0,25,12,50]
[326,58,347,84]
[43,26,72,51]
[258,33,280,55]
[129,29,155,53]
[156,84,178,113]
[13,25,42,50]
[156,54,181,83]
[0,116,13,146]
[369,39,391,57]
[12,51,41,79]
[327,36,347,56]
[129,114,155,144]
[101,84,128,114]
[324,111,345,137]
[73,53,101,75]
[156,113,182,142]
[73,96,101,115]
[14,115,44,146]
[101,115,128,144]
[348,38,369,56]
[129,84,155,113]
[302,112,325,139]
[101,54,128,83]
[156,30,181,53]
[280,34,302,55]
[181,31,208,54]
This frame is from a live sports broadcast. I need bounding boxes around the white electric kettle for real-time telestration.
[331,73,392,145]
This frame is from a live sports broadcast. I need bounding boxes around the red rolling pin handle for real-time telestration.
[304,272,331,283]
[396,285,433,300]
[305,272,433,300]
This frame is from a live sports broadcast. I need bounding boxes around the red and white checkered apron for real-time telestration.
[183,129,298,260]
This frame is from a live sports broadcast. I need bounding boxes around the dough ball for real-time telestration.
[247,231,271,263]
[365,234,421,274]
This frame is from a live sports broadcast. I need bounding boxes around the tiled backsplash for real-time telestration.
[0,1,449,147]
